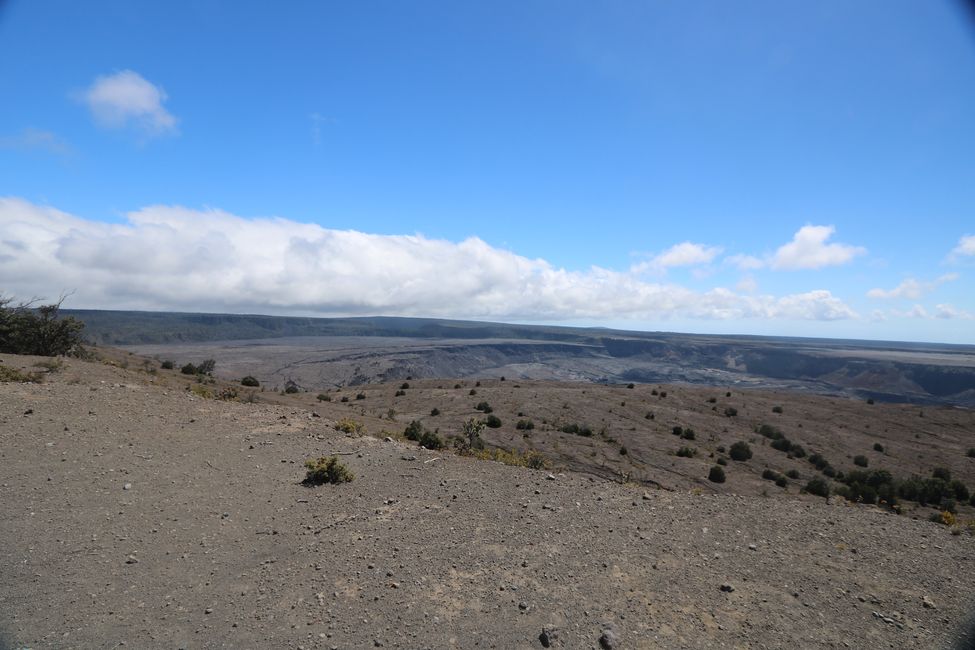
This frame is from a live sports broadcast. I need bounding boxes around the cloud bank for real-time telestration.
[0,198,858,323]
[79,70,177,136]
[867,274,957,300]
[770,225,866,270]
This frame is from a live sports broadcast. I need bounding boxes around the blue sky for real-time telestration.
[1,1,974,343]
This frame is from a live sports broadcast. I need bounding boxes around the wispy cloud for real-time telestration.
[769,225,865,270]
[866,273,958,300]
[631,242,722,274]
[949,234,975,261]
[0,128,72,156]
[79,70,177,137]
[0,197,859,323]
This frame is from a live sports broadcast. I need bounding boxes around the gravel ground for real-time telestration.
[2,354,974,649]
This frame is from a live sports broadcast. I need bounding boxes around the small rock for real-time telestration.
[539,626,559,648]
[720,583,735,593]
[205,607,213,614]
[599,624,620,650]
[518,601,529,610]
[123,483,132,491]
[748,543,757,551]
[546,474,556,481]
[24,408,33,415]
[125,555,139,564]
[384,437,394,442]
[922,596,936,609]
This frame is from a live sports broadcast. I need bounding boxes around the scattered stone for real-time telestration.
[123,483,132,491]
[205,607,213,614]
[24,408,33,415]
[599,623,620,650]
[539,626,560,647]
[922,596,936,609]
[124,555,139,564]
[748,543,757,551]
[720,583,735,593]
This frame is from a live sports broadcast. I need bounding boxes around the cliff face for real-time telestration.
[2,353,974,649]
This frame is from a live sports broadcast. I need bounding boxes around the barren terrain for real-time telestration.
[2,352,975,649]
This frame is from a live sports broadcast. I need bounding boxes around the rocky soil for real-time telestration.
[2,353,975,649]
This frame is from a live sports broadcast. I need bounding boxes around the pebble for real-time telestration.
[720,583,735,593]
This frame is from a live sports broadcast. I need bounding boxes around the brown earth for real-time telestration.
[2,351,975,649]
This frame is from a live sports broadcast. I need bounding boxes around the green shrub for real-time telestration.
[758,424,783,440]
[853,455,868,467]
[708,466,726,483]
[619,446,628,455]
[762,469,778,481]
[317,393,331,402]
[933,467,951,482]
[724,407,738,417]
[716,457,727,466]
[284,380,300,394]
[335,418,363,434]
[241,376,260,387]
[161,360,175,370]
[430,407,440,416]
[0,295,86,357]
[772,405,783,414]
[729,441,752,461]
[672,426,683,436]
[770,437,792,453]
[707,397,717,404]
[786,469,800,479]
[475,401,493,413]
[775,476,788,488]
[303,456,354,485]
[485,414,502,428]
[561,423,592,436]
[676,446,697,458]
[180,363,197,375]
[469,389,477,395]
[340,395,349,402]
[808,453,829,471]
[403,420,424,441]
[515,419,535,430]
[790,445,806,459]
[645,411,655,420]
[627,383,635,389]
[804,477,830,497]
[874,443,885,452]
[0,365,41,383]
[394,390,406,397]
[418,429,445,450]
[354,392,365,400]
[400,382,410,390]
[681,428,696,441]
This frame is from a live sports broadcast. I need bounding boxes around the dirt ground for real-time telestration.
[2,353,975,649]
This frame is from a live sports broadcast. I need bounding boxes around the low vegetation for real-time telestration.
[729,441,752,461]
[0,295,86,357]
[708,466,726,483]
[302,456,354,485]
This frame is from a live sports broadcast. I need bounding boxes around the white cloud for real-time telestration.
[0,128,72,156]
[0,197,861,324]
[726,254,765,271]
[950,235,975,259]
[736,275,757,293]
[631,242,722,274]
[935,304,974,320]
[79,70,177,136]
[770,225,866,271]
[867,273,958,300]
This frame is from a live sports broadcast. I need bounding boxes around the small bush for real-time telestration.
[729,441,752,462]
[560,423,592,437]
[681,429,696,441]
[394,390,406,397]
[161,360,175,370]
[775,476,788,488]
[619,446,628,455]
[418,429,445,450]
[475,401,493,413]
[354,392,365,400]
[770,438,792,453]
[724,407,738,417]
[659,391,667,398]
[515,419,535,430]
[400,382,410,390]
[317,393,331,402]
[762,469,778,481]
[430,407,441,416]
[241,376,260,387]
[808,453,830,471]
[707,397,717,404]
[340,396,349,402]
[284,380,300,394]
[672,426,683,436]
[708,466,726,483]
[772,405,783,414]
[716,457,727,466]
[181,363,197,375]
[303,456,354,485]
[627,383,635,389]
[469,389,477,395]
[485,414,502,428]
[676,446,697,458]
[0,365,42,383]
[933,467,952,482]
[645,412,655,420]
[757,424,783,440]
[786,469,800,479]
[651,389,658,396]
[804,477,830,498]
[866,398,875,405]
[874,443,885,453]
[403,420,424,441]
[335,418,364,434]
[853,455,868,467]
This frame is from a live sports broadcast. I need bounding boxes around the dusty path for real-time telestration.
[1,354,974,649]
